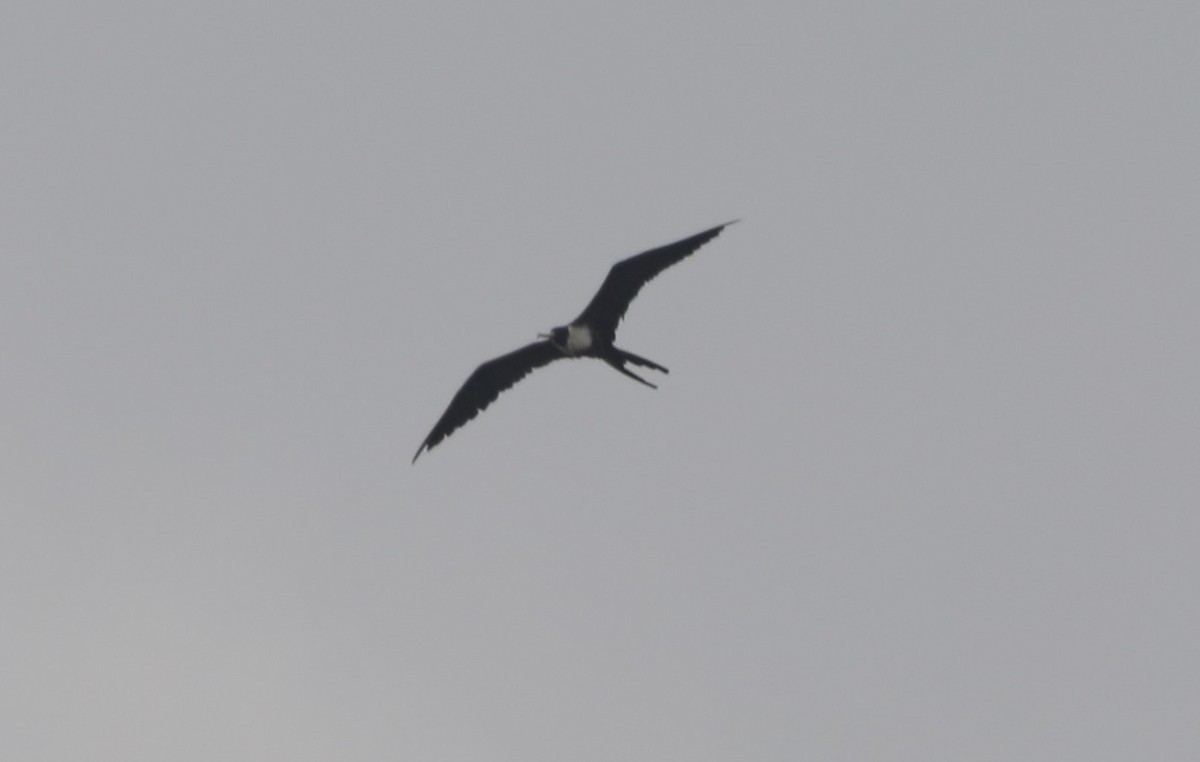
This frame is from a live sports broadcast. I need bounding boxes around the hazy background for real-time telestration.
[3,2,1197,759]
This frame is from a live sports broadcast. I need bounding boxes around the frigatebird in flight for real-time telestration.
[412,221,736,463]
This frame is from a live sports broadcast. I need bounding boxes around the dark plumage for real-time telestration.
[412,221,735,462]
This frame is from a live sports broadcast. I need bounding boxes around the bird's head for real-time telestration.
[537,326,569,350]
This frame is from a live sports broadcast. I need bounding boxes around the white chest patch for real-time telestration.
[566,324,593,353]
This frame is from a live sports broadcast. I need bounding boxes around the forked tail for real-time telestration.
[616,348,668,374]
[604,347,669,388]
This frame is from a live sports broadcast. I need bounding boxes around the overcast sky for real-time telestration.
[3,2,1198,760]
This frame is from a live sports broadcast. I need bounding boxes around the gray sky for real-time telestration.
[3,1,1197,759]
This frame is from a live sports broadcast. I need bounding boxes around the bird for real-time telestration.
[412,221,736,463]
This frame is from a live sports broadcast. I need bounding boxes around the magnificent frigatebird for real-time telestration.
[412,221,735,463]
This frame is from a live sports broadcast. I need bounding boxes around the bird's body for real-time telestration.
[563,324,593,354]
[412,221,735,462]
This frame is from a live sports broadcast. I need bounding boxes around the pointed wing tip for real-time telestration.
[705,218,740,238]
[411,443,427,464]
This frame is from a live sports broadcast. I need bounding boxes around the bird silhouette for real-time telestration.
[413,221,736,462]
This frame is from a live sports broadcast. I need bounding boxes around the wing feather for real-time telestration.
[412,341,565,462]
[573,221,735,342]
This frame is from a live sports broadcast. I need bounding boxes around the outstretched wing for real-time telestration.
[413,340,565,462]
[573,221,736,343]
